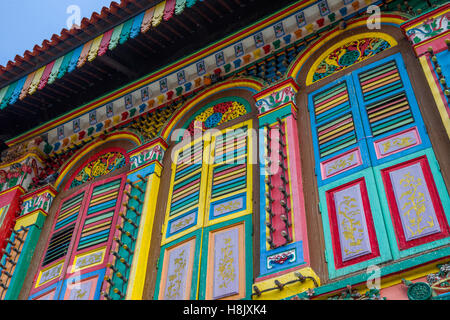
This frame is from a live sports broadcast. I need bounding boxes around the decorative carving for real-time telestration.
[164,0,176,21]
[20,190,54,216]
[267,249,296,269]
[185,100,248,137]
[312,37,393,83]
[129,101,181,141]
[130,144,165,170]
[168,211,196,235]
[0,156,42,192]
[213,229,239,299]
[255,87,296,113]
[28,149,75,192]
[327,285,386,300]
[152,1,166,27]
[212,197,244,217]
[333,183,372,261]
[73,250,104,271]
[69,151,126,189]
[38,262,64,286]
[164,242,191,300]
[426,263,450,296]
[175,0,186,15]
[402,278,432,300]
[322,149,362,179]
[375,128,420,159]
[399,173,434,236]
[405,14,449,45]
[389,162,441,241]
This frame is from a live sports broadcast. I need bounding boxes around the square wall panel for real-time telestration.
[318,168,392,279]
[376,149,450,258]
[156,235,199,300]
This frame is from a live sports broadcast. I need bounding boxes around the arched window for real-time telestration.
[294,27,450,281]
[28,146,130,300]
[154,95,257,300]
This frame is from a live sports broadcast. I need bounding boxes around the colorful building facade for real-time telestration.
[0,0,448,301]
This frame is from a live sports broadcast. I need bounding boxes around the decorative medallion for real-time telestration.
[403,279,432,300]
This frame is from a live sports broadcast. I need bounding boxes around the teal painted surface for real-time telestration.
[4,213,46,300]
[108,24,124,51]
[57,51,74,79]
[258,103,294,127]
[197,214,253,300]
[107,166,155,300]
[119,19,134,45]
[0,81,17,109]
[373,148,450,260]
[108,177,147,300]
[432,291,450,300]
[318,167,392,279]
[0,86,8,106]
[289,246,450,300]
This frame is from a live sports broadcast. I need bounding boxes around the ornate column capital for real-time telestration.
[401,3,450,57]
[253,78,299,116]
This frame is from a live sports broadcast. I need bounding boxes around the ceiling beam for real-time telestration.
[97,55,138,78]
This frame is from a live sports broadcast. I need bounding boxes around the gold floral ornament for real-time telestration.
[327,153,355,175]
[217,237,236,289]
[382,137,414,153]
[165,249,187,299]
[399,172,434,236]
[338,196,364,256]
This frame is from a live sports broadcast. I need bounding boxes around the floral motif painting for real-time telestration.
[312,37,392,83]
[185,100,248,137]
[69,151,127,189]
[0,158,39,191]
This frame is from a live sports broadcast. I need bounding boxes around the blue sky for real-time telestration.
[0,0,114,67]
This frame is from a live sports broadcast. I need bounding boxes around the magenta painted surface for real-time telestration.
[416,38,448,56]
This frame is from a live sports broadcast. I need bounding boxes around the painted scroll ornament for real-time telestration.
[255,87,295,113]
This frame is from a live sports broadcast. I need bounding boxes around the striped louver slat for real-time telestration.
[169,140,204,216]
[42,192,84,266]
[211,126,248,199]
[77,178,122,250]
[312,82,357,158]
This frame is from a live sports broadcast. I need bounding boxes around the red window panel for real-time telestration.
[380,156,450,250]
[326,177,380,269]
